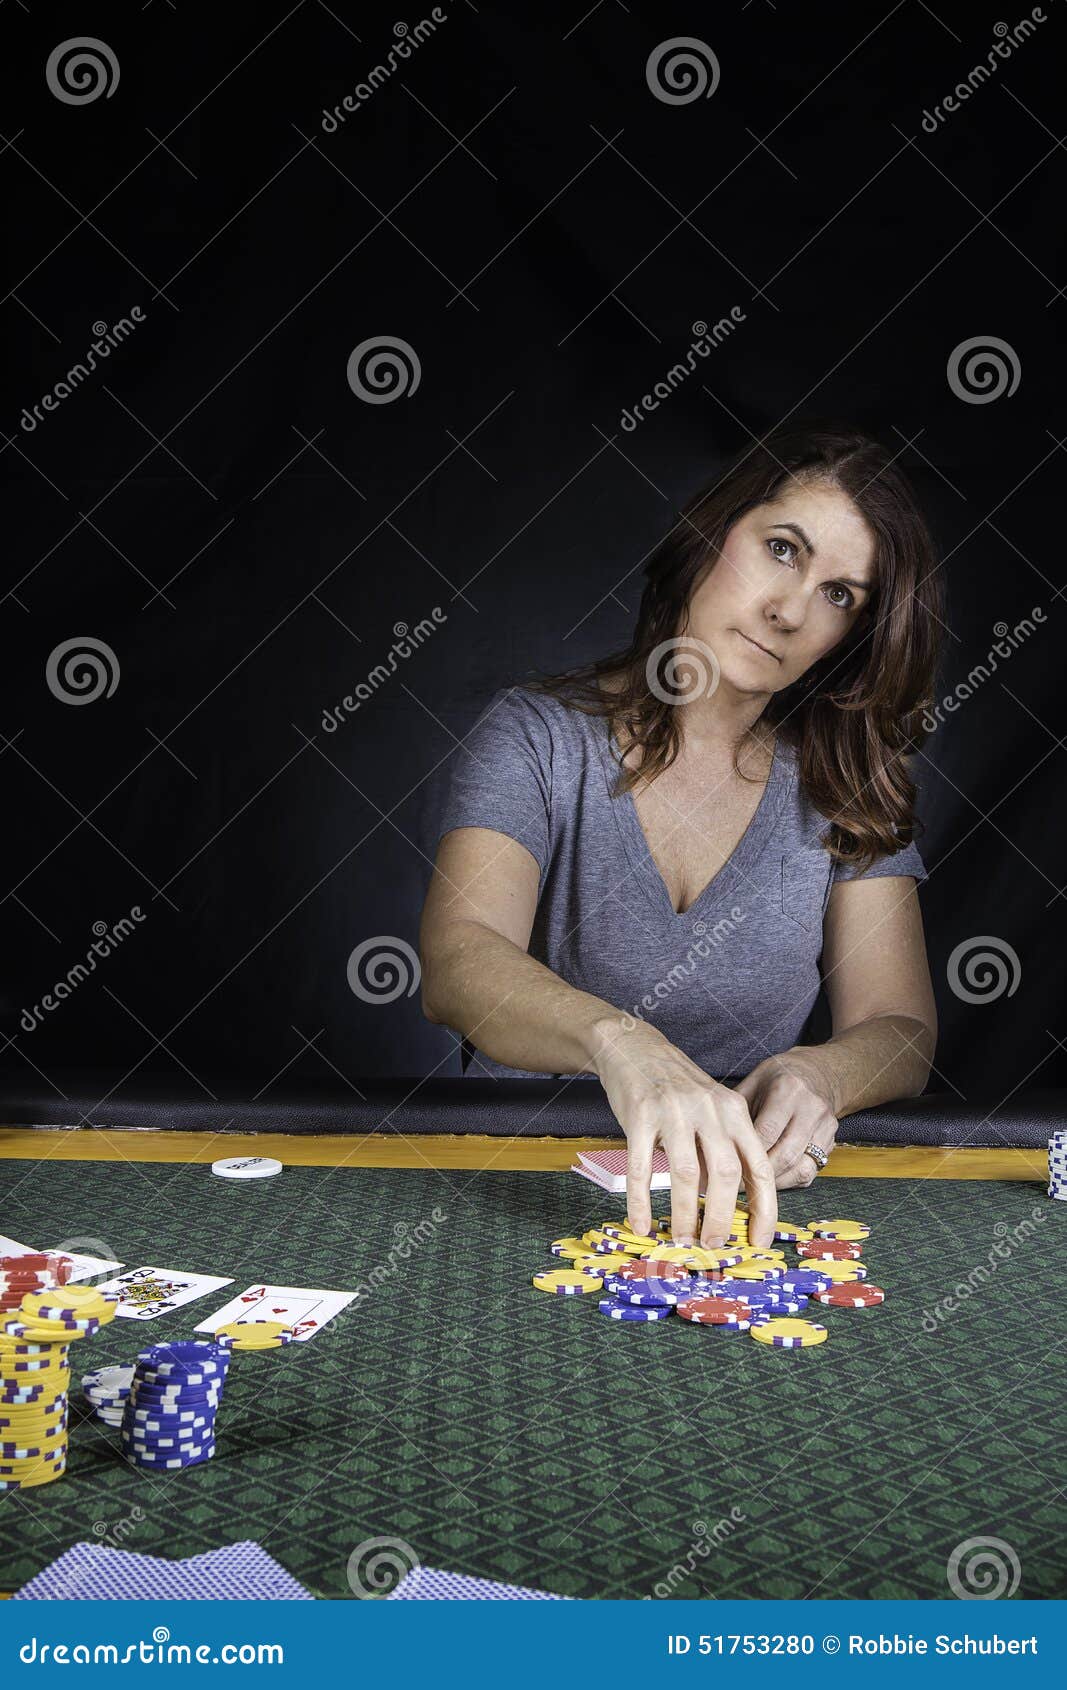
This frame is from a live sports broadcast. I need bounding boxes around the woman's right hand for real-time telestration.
[587,1015,778,1250]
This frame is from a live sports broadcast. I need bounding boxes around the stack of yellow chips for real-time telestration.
[0,1286,117,1492]
[214,1320,295,1353]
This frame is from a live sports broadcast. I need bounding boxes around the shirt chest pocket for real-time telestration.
[780,852,833,936]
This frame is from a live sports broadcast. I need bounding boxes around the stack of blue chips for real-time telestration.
[1049,1130,1067,1202]
[120,1342,229,1471]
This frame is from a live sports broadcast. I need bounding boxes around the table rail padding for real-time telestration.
[0,1071,1062,1147]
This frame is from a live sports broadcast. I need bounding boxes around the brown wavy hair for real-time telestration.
[523,421,944,873]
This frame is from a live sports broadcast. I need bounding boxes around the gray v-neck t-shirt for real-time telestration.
[434,685,929,1081]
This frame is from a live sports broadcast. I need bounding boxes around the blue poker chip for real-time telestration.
[609,1278,706,1307]
[758,1294,807,1315]
[125,1443,216,1469]
[122,1430,216,1453]
[127,1433,216,1455]
[712,1279,781,1310]
[137,1342,228,1374]
[122,1411,217,1435]
[129,1382,223,1402]
[135,1365,227,1388]
[123,1427,216,1449]
[597,1297,674,1321]
[123,1411,216,1432]
[779,1270,833,1295]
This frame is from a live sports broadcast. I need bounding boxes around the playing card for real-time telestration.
[94,1265,233,1320]
[195,1283,355,1342]
[14,1541,312,1600]
[388,1566,570,1600]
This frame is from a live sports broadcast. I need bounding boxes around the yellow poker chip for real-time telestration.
[532,1269,602,1296]
[549,1237,588,1260]
[733,1247,786,1263]
[750,1317,828,1349]
[581,1230,620,1250]
[216,1321,290,1343]
[722,1264,782,1282]
[649,1246,718,1270]
[0,1458,67,1489]
[575,1253,632,1275]
[798,1258,867,1282]
[20,1287,116,1320]
[685,1248,745,1269]
[807,1218,870,1240]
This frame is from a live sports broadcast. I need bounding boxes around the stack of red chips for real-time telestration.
[0,1253,74,1318]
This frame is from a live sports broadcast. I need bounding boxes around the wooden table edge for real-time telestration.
[0,1126,1050,1181]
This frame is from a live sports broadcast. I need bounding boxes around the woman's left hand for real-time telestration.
[731,1052,839,1189]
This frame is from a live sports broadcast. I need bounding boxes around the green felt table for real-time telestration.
[1,1155,1065,1599]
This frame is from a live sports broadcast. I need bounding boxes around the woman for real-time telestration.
[419,424,941,1252]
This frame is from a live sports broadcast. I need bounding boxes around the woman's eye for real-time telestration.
[768,537,795,563]
[826,585,854,611]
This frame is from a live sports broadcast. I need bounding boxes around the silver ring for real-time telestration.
[803,1141,829,1170]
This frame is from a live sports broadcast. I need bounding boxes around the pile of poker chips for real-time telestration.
[0,1253,75,1321]
[214,1320,295,1353]
[0,1283,117,1491]
[1048,1131,1067,1202]
[82,1365,135,1428]
[121,1342,229,1471]
[534,1211,886,1350]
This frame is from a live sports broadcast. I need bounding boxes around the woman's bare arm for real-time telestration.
[419,826,621,1074]
[418,825,777,1248]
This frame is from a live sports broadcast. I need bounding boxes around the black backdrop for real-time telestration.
[1,0,1064,1106]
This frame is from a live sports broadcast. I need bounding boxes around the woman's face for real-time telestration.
[685,479,877,697]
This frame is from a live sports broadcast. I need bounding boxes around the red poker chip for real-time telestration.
[676,1297,751,1324]
[610,1258,691,1282]
[814,1284,885,1308]
[798,1240,863,1261]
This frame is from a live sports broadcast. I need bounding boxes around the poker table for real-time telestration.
[0,1081,1064,1602]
